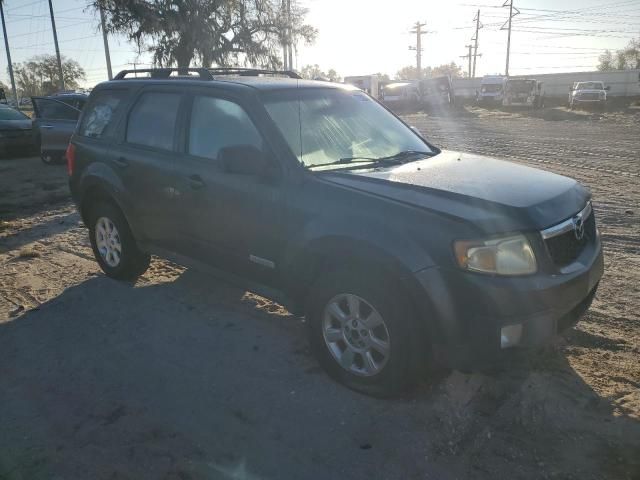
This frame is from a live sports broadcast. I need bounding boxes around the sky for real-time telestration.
[0,0,638,89]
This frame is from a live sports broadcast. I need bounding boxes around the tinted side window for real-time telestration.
[188,96,262,160]
[34,98,80,121]
[127,92,181,151]
[79,90,126,138]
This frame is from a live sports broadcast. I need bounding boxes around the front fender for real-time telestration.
[281,213,436,296]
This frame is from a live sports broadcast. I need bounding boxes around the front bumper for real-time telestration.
[411,240,604,370]
[573,98,605,104]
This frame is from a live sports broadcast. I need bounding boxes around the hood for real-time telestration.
[320,150,589,233]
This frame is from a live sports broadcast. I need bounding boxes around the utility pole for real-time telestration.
[99,6,112,80]
[0,0,18,107]
[409,21,426,79]
[287,0,293,70]
[460,45,473,79]
[472,9,482,78]
[501,0,519,77]
[48,0,65,91]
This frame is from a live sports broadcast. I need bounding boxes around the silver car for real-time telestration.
[568,81,609,111]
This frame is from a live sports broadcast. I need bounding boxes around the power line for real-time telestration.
[5,0,44,13]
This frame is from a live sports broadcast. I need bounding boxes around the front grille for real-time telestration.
[544,211,596,267]
[578,92,599,100]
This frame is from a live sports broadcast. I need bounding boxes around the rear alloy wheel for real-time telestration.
[88,202,150,280]
[95,216,122,268]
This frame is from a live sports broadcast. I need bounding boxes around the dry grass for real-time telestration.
[18,246,41,259]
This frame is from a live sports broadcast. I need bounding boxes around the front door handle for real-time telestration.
[41,125,54,129]
[113,157,129,168]
[188,174,205,190]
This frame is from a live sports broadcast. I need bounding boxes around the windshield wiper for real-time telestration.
[306,150,434,170]
[305,157,379,169]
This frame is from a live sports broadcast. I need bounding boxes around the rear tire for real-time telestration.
[88,202,150,281]
[40,151,57,165]
[307,267,423,397]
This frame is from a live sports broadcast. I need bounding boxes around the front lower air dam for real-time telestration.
[501,324,523,348]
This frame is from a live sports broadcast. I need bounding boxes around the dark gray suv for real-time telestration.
[68,68,603,396]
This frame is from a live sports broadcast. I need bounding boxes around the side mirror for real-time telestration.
[219,145,268,176]
[605,86,610,91]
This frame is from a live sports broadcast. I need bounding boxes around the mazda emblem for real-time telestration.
[573,216,585,241]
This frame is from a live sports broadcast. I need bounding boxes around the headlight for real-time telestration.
[454,234,537,276]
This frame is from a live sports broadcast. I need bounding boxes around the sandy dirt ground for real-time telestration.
[0,107,639,480]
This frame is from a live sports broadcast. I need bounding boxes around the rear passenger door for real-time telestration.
[113,88,185,249]
[175,93,286,283]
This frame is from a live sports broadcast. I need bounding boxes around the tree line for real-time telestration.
[598,38,639,71]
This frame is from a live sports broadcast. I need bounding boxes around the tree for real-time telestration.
[597,50,614,71]
[10,55,85,96]
[396,63,463,80]
[615,50,627,70]
[430,62,463,79]
[395,65,418,80]
[597,38,639,71]
[299,64,341,81]
[623,38,639,69]
[94,0,317,69]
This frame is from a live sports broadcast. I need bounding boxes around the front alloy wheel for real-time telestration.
[322,293,391,377]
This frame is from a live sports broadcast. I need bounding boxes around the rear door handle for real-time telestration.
[113,157,129,168]
[188,174,205,190]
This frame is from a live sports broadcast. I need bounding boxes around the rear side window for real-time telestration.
[33,98,80,121]
[127,92,181,151]
[188,96,262,160]
[79,90,126,138]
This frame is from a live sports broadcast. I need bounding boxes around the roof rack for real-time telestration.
[113,68,214,80]
[112,67,302,82]
[208,68,301,79]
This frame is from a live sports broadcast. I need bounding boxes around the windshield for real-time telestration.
[481,84,503,93]
[262,87,433,168]
[576,82,604,91]
[0,107,28,121]
[507,80,534,93]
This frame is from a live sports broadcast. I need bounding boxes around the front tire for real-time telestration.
[307,267,423,396]
[88,202,150,280]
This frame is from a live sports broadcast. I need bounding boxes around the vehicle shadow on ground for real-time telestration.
[0,210,77,252]
[1,269,639,479]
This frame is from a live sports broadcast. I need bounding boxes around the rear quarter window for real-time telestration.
[79,90,127,139]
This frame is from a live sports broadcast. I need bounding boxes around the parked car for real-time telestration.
[503,78,545,108]
[381,81,420,110]
[68,68,604,396]
[0,105,34,156]
[31,93,87,164]
[476,75,507,106]
[568,81,609,111]
[419,75,455,108]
